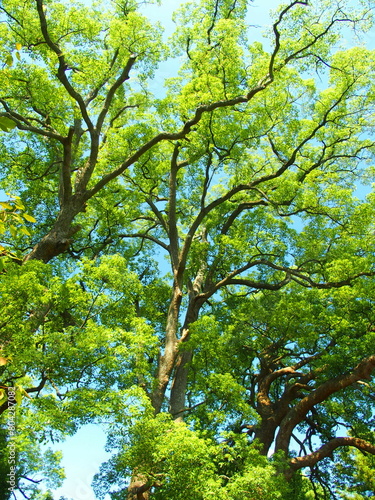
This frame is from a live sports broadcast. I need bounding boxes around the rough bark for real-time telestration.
[127,475,152,500]
[23,203,83,263]
[254,366,296,454]
[168,299,202,421]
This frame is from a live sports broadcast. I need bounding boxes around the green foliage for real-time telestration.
[0,194,36,270]
[0,412,65,500]
[0,194,36,237]
[0,117,16,132]
[95,415,297,500]
[333,445,375,499]
[0,0,375,498]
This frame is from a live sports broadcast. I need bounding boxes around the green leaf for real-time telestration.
[0,388,7,402]
[5,53,13,66]
[20,226,31,236]
[9,225,17,238]
[0,116,16,132]
[15,387,23,405]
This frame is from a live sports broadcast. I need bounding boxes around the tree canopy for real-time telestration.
[0,0,375,498]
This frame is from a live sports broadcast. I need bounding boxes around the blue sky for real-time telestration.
[46,424,111,500]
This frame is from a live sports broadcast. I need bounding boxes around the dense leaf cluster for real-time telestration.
[0,0,375,498]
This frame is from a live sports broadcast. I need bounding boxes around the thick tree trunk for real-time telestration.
[254,365,296,455]
[169,295,204,421]
[127,475,152,500]
[150,283,182,413]
[169,347,193,421]
[23,197,85,263]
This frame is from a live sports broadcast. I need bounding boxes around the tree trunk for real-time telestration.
[169,297,203,420]
[150,283,182,413]
[127,475,152,500]
[23,197,85,263]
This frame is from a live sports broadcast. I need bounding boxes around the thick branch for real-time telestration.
[288,436,375,474]
[168,143,181,270]
[275,355,375,453]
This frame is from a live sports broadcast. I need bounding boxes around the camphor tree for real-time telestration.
[0,0,375,498]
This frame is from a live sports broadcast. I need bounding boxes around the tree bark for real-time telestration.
[127,475,152,500]
[23,196,85,263]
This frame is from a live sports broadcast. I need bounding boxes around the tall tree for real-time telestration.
[0,0,375,498]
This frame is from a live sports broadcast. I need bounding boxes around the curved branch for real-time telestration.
[0,105,64,142]
[221,200,268,234]
[118,232,170,253]
[288,436,375,474]
[146,198,169,234]
[275,354,375,453]
[86,81,270,200]
[268,1,308,81]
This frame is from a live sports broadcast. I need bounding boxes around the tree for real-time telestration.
[0,0,375,498]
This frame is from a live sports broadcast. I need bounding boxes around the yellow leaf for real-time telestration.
[15,43,22,51]
[0,357,7,366]
[23,213,36,223]
[15,200,25,210]
[0,202,13,210]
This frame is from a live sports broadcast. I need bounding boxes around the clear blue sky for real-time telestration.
[46,425,111,500]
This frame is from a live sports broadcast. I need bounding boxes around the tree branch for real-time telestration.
[86,82,270,200]
[288,436,375,474]
[275,354,375,453]
[96,54,137,132]
[35,0,94,133]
